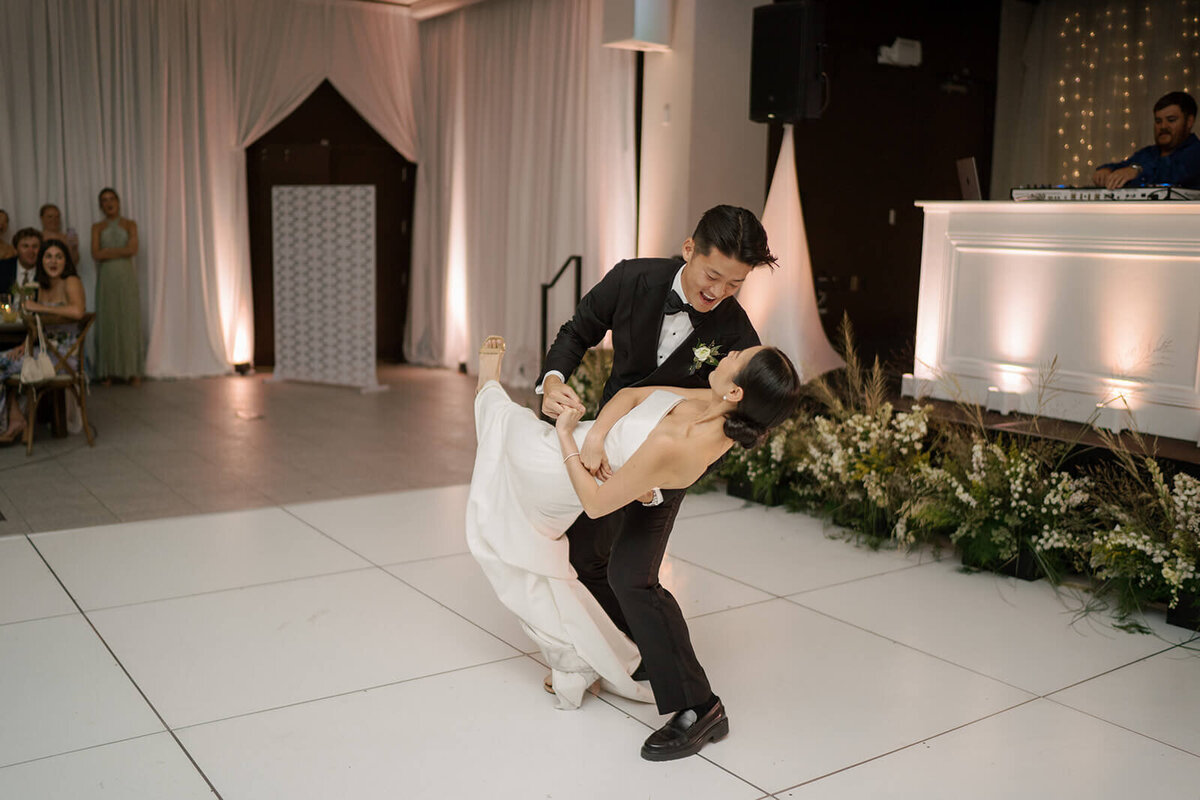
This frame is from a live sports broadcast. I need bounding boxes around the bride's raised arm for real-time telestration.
[579,386,654,475]
[558,406,695,518]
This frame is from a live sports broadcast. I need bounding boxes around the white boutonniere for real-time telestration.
[690,341,721,374]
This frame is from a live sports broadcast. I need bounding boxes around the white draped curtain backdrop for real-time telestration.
[0,0,419,377]
[993,0,1200,194]
[408,0,636,385]
[1,0,629,384]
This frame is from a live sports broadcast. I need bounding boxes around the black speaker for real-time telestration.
[749,1,826,123]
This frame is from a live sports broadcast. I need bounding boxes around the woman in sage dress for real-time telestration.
[90,187,143,385]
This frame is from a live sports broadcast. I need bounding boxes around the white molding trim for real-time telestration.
[908,201,1200,443]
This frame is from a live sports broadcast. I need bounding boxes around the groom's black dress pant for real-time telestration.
[565,488,712,714]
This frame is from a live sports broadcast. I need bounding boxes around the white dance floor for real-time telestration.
[2,486,1198,798]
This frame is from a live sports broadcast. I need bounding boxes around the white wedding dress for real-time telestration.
[467,381,685,709]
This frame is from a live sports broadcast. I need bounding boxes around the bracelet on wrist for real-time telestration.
[563,452,581,464]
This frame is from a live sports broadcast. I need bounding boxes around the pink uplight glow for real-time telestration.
[231,318,253,364]
[444,108,469,366]
[988,262,1049,364]
[1097,263,1164,379]
[992,364,1032,393]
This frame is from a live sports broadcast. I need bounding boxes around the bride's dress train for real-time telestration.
[466,380,684,709]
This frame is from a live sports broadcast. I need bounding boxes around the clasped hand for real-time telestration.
[541,375,586,419]
[555,408,612,480]
[556,404,654,504]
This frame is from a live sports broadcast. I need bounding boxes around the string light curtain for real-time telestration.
[1055,1,1200,183]
[995,0,1200,191]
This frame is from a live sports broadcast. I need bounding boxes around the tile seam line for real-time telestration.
[771,696,1043,795]
[667,550,935,603]
[782,596,1047,696]
[1044,695,1200,759]
[0,609,79,629]
[793,592,1191,699]
[66,563,383,614]
[170,652,529,732]
[278,502,530,653]
[0,730,162,772]
[22,534,226,800]
[585,676,772,796]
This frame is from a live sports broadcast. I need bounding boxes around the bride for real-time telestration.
[467,336,800,709]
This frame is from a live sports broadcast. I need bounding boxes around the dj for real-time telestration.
[1093,91,1200,189]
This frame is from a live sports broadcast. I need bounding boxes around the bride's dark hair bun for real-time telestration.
[723,347,802,450]
[723,413,768,449]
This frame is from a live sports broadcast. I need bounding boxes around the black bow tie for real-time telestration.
[664,290,707,324]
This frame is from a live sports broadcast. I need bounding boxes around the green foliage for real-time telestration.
[566,320,1200,621]
[566,348,614,421]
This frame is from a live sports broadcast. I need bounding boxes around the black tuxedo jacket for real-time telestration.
[0,257,16,293]
[540,257,760,408]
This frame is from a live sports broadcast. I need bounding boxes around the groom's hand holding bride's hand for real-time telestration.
[541,375,586,419]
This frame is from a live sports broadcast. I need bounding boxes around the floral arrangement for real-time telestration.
[1090,455,1200,615]
[785,402,934,543]
[563,325,1200,628]
[922,436,1092,579]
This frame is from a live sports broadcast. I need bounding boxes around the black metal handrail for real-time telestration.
[540,255,582,372]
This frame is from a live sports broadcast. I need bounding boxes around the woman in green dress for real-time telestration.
[90,187,143,386]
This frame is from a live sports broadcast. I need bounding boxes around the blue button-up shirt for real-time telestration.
[1100,133,1200,187]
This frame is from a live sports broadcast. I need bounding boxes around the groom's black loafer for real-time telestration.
[640,699,729,761]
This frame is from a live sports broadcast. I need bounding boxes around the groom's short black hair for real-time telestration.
[692,205,777,269]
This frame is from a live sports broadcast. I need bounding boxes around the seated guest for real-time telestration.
[0,240,86,443]
[10,228,41,292]
[0,210,16,290]
[39,203,81,265]
[1093,91,1200,189]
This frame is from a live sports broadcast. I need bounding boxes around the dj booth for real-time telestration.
[903,197,1200,443]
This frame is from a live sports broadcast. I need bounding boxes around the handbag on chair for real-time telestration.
[20,314,57,384]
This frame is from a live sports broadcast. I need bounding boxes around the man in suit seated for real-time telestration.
[9,228,43,292]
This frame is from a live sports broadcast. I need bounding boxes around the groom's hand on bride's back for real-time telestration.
[541,375,585,419]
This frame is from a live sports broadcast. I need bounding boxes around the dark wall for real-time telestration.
[771,0,1001,368]
[246,80,416,366]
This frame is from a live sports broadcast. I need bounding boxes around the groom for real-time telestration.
[538,205,776,761]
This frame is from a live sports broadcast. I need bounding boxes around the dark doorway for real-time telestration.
[246,79,416,366]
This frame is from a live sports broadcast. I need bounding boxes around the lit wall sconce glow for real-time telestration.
[992,363,1032,393]
[231,317,253,365]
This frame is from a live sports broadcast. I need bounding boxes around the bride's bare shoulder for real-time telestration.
[643,418,730,487]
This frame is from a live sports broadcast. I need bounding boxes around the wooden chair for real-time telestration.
[4,312,96,456]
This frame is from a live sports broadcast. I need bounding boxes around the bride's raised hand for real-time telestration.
[555,405,584,436]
